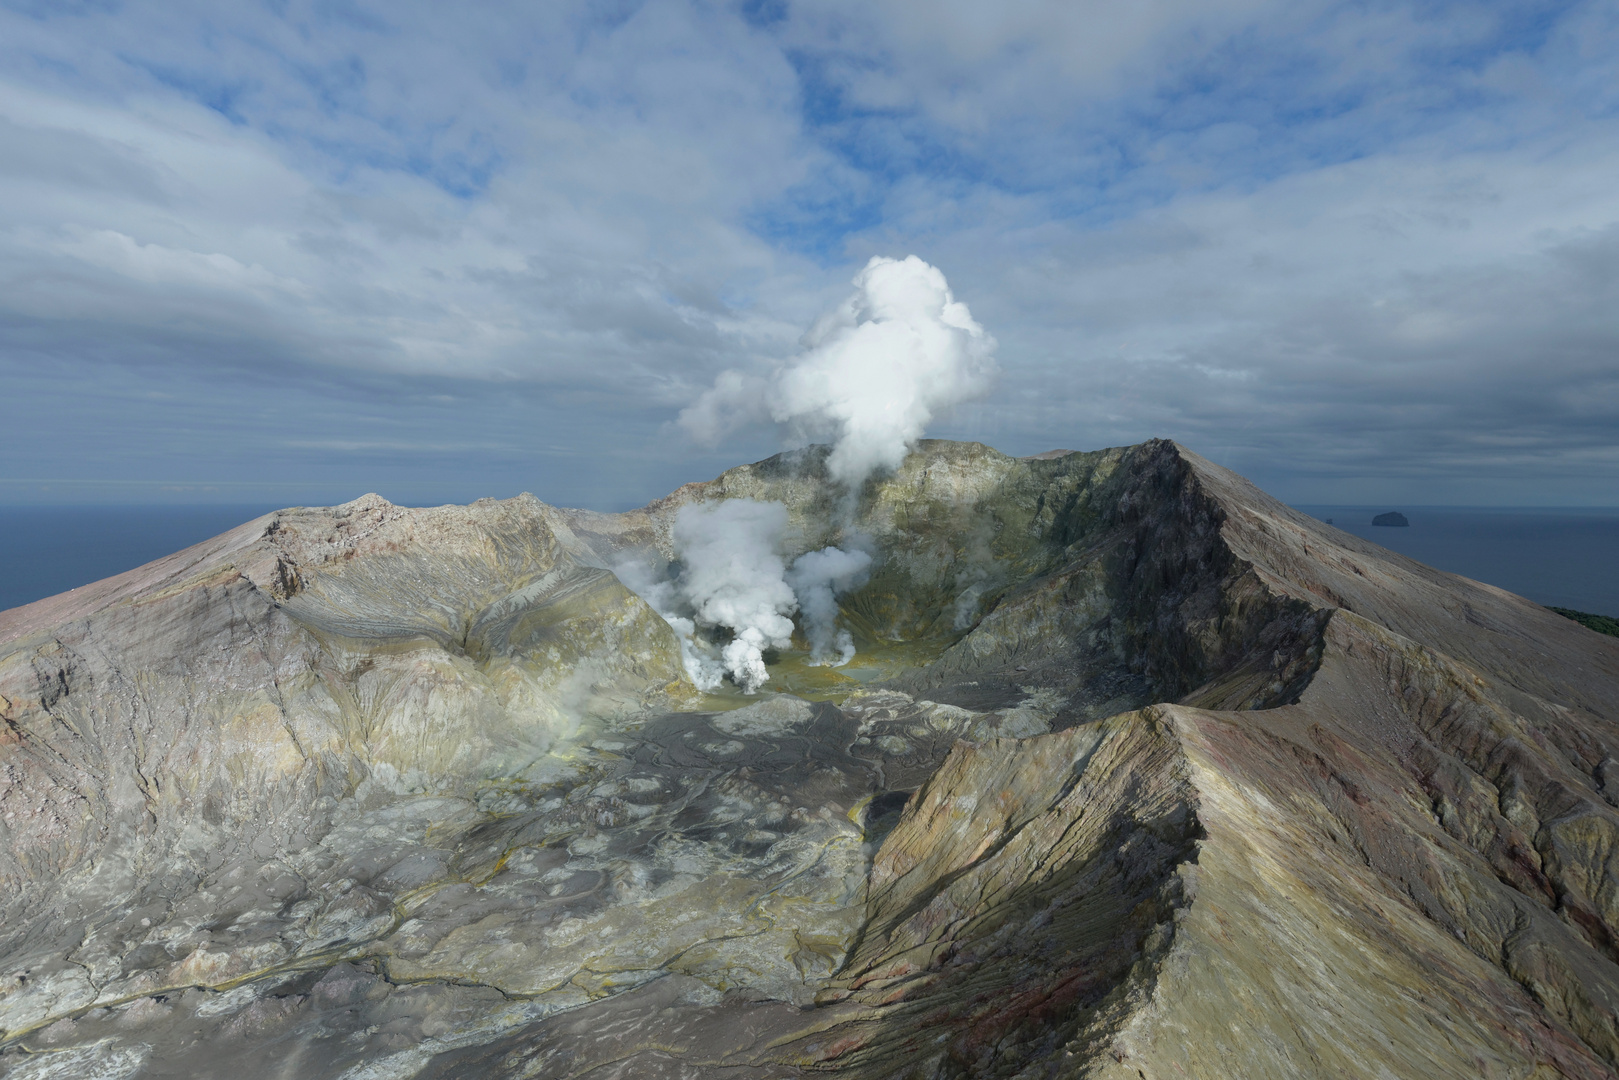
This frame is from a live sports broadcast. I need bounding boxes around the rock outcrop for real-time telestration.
[2,439,1617,1079]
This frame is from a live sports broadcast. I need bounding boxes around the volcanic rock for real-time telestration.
[2,439,1617,1079]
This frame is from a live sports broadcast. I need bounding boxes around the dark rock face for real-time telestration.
[1372,510,1411,526]
[3,441,1619,1079]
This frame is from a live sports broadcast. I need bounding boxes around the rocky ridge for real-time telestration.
[0,439,1616,1078]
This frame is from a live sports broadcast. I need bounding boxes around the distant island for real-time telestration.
[1551,607,1619,638]
[1372,511,1409,526]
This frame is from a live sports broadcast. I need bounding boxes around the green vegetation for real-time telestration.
[1551,607,1619,638]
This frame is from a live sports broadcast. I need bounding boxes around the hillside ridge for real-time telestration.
[2,439,1617,1078]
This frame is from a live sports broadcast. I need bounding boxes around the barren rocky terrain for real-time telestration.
[3,439,1618,1078]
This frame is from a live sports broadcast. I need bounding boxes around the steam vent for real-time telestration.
[4,438,1619,1079]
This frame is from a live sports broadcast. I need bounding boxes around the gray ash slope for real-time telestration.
[1,439,1617,1079]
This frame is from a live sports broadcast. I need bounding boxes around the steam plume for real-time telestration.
[787,545,872,665]
[682,255,997,488]
[611,557,722,692]
[633,256,990,692]
[672,500,798,693]
[617,500,873,693]
[618,500,797,694]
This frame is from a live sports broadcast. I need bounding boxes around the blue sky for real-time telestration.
[1,0,1616,509]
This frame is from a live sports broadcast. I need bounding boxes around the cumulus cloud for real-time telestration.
[0,3,814,387]
[3,0,1617,510]
[681,255,998,488]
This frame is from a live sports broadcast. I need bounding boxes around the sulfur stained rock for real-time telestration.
[2,440,1619,1078]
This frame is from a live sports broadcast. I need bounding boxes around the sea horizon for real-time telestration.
[3,501,1618,620]
[1292,504,1619,617]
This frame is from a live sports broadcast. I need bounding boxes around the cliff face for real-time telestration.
[2,441,1618,1079]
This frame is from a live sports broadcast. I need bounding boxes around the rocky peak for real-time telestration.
[2,440,1617,1079]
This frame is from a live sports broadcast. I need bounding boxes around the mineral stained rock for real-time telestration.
[3,439,1618,1079]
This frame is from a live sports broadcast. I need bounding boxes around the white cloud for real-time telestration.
[0,4,826,386]
[0,0,1615,507]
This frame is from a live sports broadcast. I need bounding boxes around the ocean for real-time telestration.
[0,505,281,615]
[1,503,1616,618]
[1293,506,1619,616]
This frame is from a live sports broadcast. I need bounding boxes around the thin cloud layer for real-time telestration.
[0,0,1615,507]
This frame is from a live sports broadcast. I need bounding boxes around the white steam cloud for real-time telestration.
[617,500,871,693]
[638,256,987,692]
[673,500,797,694]
[681,255,997,488]
[787,545,872,666]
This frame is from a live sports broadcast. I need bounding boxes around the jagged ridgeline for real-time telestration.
[2,440,1619,1079]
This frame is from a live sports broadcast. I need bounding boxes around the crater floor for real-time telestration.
[3,440,1619,1079]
